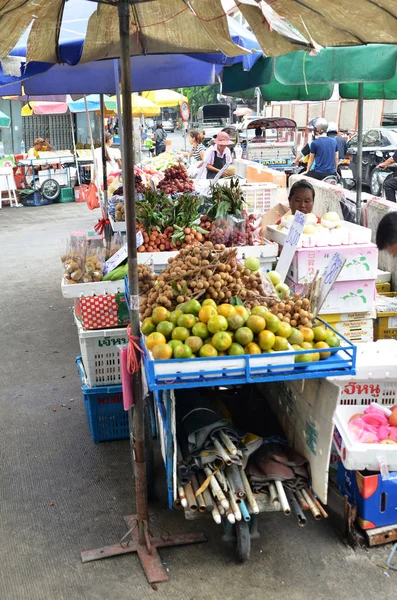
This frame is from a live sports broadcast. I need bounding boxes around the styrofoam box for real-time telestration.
[137,242,278,274]
[61,276,125,299]
[287,277,376,315]
[328,339,397,384]
[268,221,372,249]
[376,269,392,283]
[109,215,126,233]
[288,243,378,283]
[333,404,397,471]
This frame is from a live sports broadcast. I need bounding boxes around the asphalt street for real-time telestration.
[0,199,396,600]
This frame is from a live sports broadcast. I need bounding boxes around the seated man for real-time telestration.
[28,138,44,159]
[378,150,397,202]
[27,138,45,178]
[305,118,338,180]
[251,127,265,142]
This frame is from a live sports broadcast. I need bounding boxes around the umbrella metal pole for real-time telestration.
[69,111,80,186]
[356,83,364,225]
[114,59,124,156]
[99,94,108,218]
[99,94,111,245]
[81,0,206,584]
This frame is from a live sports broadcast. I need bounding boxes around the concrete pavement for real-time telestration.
[0,202,396,600]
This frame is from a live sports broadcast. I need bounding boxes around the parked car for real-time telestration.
[162,119,175,133]
[346,127,397,195]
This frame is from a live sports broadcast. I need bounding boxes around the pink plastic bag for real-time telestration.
[120,347,134,410]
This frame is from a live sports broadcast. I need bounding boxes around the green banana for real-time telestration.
[103,262,128,281]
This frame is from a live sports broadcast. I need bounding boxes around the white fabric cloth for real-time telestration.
[106,146,121,174]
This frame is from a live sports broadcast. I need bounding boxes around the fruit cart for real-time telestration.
[18,151,77,203]
[124,272,357,562]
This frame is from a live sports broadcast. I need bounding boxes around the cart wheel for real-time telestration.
[129,395,155,501]
[235,520,251,563]
[41,178,60,201]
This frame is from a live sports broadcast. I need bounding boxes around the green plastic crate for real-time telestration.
[60,187,75,203]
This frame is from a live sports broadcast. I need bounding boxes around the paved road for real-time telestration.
[0,202,396,599]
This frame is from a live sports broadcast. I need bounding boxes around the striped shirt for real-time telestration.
[191,143,205,161]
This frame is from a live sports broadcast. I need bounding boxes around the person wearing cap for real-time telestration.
[201,131,233,180]
[327,122,347,160]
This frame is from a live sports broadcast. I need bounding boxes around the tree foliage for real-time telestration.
[182,85,220,116]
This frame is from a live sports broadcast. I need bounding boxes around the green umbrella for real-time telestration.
[223,45,397,94]
[274,45,397,86]
[340,76,397,100]
[0,110,10,127]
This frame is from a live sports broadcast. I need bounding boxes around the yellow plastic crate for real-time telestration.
[374,292,397,341]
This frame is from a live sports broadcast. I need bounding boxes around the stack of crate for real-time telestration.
[286,242,378,343]
[74,297,130,443]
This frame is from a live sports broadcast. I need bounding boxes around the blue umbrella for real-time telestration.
[2,1,261,95]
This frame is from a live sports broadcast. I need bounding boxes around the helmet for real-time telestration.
[307,118,317,131]
[313,117,328,134]
[327,121,338,133]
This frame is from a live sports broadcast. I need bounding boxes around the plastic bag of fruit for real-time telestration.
[83,243,106,283]
[210,203,229,246]
[245,213,263,246]
[226,213,246,246]
[60,234,87,284]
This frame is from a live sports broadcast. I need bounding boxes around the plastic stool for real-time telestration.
[0,167,21,208]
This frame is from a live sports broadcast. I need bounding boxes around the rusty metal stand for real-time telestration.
[81,516,206,584]
[81,0,206,584]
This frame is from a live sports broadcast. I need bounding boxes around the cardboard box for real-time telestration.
[246,164,286,187]
[374,292,397,341]
[262,203,290,242]
[376,282,391,293]
[320,310,376,322]
[337,462,397,530]
[288,243,378,284]
[326,318,374,344]
[287,277,376,315]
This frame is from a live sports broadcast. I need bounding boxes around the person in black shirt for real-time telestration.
[378,150,397,202]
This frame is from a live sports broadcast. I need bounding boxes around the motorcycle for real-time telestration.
[370,150,396,198]
[337,158,355,190]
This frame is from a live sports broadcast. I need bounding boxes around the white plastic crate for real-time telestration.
[74,313,128,387]
[333,404,397,471]
[328,340,397,406]
[241,182,278,214]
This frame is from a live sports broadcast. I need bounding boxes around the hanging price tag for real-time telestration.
[103,232,144,275]
[276,210,306,282]
[315,252,346,316]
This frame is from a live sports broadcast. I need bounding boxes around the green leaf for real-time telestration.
[230,296,244,306]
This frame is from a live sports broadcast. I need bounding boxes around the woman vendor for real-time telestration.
[199,131,233,180]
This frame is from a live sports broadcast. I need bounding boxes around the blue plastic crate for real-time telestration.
[22,190,53,206]
[76,356,129,443]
